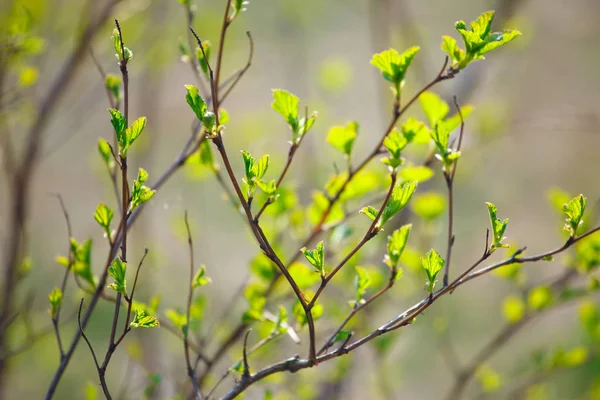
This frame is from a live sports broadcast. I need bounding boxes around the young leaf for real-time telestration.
[351,266,371,307]
[359,206,379,222]
[130,309,160,328]
[562,194,586,236]
[384,224,411,269]
[421,249,445,293]
[450,11,521,69]
[97,139,115,170]
[194,39,211,79]
[370,46,420,93]
[300,241,325,277]
[105,74,121,102]
[327,121,358,156]
[130,168,156,212]
[125,116,146,148]
[486,202,509,252]
[230,0,249,21]
[111,28,133,62]
[68,238,96,290]
[419,91,450,127]
[185,85,207,121]
[108,258,127,295]
[192,265,211,288]
[293,292,323,327]
[382,128,409,168]
[256,179,277,196]
[379,181,418,228]
[94,203,114,237]
[108,108,126,150]
[272,89,301,139]
[271,305,288,335]
[48,288,63,318]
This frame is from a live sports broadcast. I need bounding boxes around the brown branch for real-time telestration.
[0,1,122,396]
[220,224,600,399]
[183,212,203,399]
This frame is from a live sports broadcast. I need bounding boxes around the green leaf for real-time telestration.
[202,111,216,133]
[502,295,525,323]
[452,11,521,69]
[194,40,211,80]
[419,91,450,127]
[192,265,211,288]
[230,0,249,20]
[253,155,270,181]
[130,168,156,212]
[370,46,420,92]
[126,117,146,147]
[272,89,299,134]
[97,139,114,170]
[402,118,431,144]
[411,192,446,221]
[359,205,379,223]
[351,266,371,307]
[84,381,98,400]
[293,292,323,327]
[562,194,586,236]
[327,121,358,156]
[307,191,344,226]
[421,249,445,293]
[486,202,509,252]
[256,179,277,196]
[301,241,325,277]
[578,300,599,337]
[528,286,553,311]
[69,238,96,290]
[333,330,352,344]
[130,309,160,328]
[288,262,321,289]
[48,288,63,318]
[384,224,411,270]
[379,181,418,228]
[382,128,409,168]
[271,305,288,335]
[108,108,126,149]
[94,203,113,237]
[105,74,121,102]
[165,309,187,330]
[185,85,207,121]
[108,258,127,295]
[111,28,133,62]
[219,108,230,125]
[441,35,466,69]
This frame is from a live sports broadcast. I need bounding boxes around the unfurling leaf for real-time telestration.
[384,224,411,269]
[130,309,159,328]
[421,249,445,293]
[379,181,418,228]
[562,194,586,237]
[370,46,420,93]
[108,258,127,295]
[486,202,509,252]
[301,241,325,277]
[48,288,63,318]
[192,265,211,288]
[351,266,371,307]
[327,121,358,156]
[271,89,317,143]
[130,168,156,212]
[94,203,114,238]
[443,11,521,70]
[185,85,207,121]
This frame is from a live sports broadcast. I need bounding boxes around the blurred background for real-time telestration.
[1,0,600,399]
